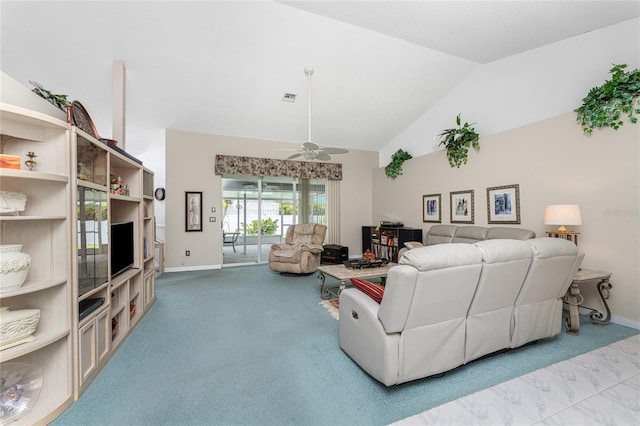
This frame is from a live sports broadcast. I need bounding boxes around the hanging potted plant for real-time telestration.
[575,64,640,134]
[385,149,412,179]
[436,113,480,168]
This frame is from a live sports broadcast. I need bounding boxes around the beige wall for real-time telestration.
[165,129,378,270]
[372,112,639,325]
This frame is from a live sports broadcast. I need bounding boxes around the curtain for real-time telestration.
[215,155,342,180]
[326,179,341,244]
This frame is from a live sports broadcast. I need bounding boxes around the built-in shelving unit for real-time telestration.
[72,127,156,397]
[0,103,74,424]
[1,86,156,422]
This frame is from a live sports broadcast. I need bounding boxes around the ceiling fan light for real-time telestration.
[302,151,318,160]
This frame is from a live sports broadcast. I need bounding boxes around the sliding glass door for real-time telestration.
[221,176,326,266]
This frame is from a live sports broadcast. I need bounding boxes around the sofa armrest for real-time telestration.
[300,243,324,254]
[339,288,401,386]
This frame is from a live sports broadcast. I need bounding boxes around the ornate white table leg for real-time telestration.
[589,278,612,325]
[563,281,584,335]
[318,271,331,299]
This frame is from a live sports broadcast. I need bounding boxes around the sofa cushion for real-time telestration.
[424,224,457,245]
[486,227,535,240]
[350,278,385,303]
[452,226,488,243]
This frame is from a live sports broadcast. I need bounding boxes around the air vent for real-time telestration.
[282,93,296,102]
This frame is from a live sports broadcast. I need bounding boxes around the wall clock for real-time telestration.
[154,187,166,201]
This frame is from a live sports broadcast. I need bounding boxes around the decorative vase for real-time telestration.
[0,245,31,291]
[0,307,41,349]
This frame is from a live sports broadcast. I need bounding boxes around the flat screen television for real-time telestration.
[110,221,134,278]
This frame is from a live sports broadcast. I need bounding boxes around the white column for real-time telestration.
[112,60,126,149]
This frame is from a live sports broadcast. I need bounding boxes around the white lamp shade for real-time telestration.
[544,204,582,226]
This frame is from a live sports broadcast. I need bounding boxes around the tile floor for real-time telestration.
[392,334,640,426]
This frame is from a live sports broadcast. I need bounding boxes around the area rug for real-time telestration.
[320,299,339,320]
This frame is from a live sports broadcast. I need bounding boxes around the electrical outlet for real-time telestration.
[185,250,190,256]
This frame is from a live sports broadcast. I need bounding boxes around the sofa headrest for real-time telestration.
[485,227,535,240]
[400,243,483,271]
[425,224,457,245]
[452,226,488,243]
[474,239,533,263]
[526,237,578,258]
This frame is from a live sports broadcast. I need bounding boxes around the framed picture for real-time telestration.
[487,184,520,224]
[185,191,203,232]
[423,194,441,223]
[450,190,474,224]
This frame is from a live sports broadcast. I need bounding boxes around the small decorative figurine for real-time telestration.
[24,152,37,171]
[77,161,89,180]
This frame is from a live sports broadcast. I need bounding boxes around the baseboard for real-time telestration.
[578,306,640,330]
[165,264,222,273]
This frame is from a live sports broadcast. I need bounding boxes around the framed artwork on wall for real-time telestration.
[185,191,203,232]
[487,184,520,224]
[423,194,441,223]
[450,190,474,224]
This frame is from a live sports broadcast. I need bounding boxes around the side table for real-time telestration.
[563,268,612,334]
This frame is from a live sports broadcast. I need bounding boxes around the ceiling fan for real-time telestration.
[283,67,348,162]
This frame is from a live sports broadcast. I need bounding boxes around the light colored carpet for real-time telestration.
[53,265,639,426]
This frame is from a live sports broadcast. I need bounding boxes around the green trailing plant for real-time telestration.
[385,149,412,179]
[575,64,640,134]
[436,113,480,168]
[29,81,71,111]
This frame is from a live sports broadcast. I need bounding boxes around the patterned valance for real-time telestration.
[215,155,342,180]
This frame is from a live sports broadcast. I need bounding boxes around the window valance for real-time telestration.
[215,155,342,180]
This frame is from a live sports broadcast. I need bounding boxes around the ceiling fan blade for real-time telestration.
[316,152,331,161]
[320,147,348,155]
[303,141,319,151]
[287,153,302,160]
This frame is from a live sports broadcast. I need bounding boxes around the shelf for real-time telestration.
[0,215,66,221]
[110,193,142,203]
[77,179,108,191]
[0,168,68,182]
[0,328,70,362]
[0,103,68,132]
[78,281,109,302]
[0,278,67,298]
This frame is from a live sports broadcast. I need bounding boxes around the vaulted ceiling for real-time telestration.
[1,1,638,158]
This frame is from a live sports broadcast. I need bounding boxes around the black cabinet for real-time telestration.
[362,226,423,262]
[321,244,349,265]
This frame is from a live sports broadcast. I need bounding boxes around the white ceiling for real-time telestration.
[1,1,638,158]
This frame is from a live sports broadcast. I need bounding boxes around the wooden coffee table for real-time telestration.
[318,262,397,299]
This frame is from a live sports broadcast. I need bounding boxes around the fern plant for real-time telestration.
[575,64,640,134]
[436,114,480,168]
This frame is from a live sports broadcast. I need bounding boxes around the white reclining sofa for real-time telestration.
[339,237,584,386]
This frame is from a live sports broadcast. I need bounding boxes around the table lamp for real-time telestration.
[544,204,582,232]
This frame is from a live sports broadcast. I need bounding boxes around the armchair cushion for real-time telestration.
[350,278,385,303]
